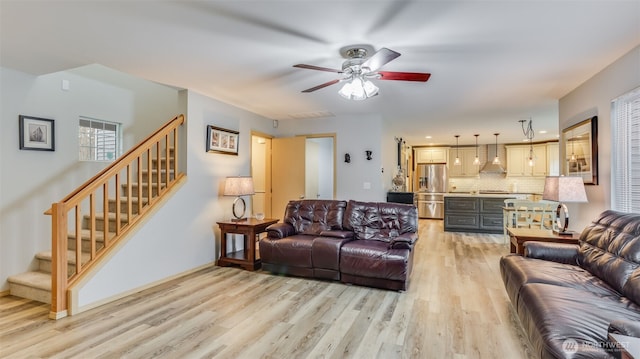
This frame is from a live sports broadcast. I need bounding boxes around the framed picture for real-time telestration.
[562,116,598,185]
[206,125,239,155]
[19,115,55,151]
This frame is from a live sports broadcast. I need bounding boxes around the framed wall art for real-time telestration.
[206,125,239,155]
[19,115,55,151]
[562,116,598,185]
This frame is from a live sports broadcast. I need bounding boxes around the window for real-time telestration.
[78,117,121,162]
[612,86,640,213]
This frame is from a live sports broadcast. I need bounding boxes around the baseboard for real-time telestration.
[69,262,215,316]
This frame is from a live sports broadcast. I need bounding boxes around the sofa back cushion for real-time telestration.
[343,200,418,242]
[578,210,640,303]
[282,200,347,235]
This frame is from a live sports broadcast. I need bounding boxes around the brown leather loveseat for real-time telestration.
[259,199,418,291]
[500,210,640,358]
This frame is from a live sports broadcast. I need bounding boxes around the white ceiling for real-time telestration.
[1,1,639,146]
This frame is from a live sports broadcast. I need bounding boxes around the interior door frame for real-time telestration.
[250,130,273,219]
[303,133,337,199]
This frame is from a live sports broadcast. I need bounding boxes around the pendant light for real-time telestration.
[569,130,577,162]
[473,134,480,165]
[528,139,535,167]
[519,118,536,167]
[454,135,461,165]
[492,133,501,165]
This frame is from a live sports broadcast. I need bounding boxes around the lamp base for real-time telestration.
[554,203,571,235]
[232,197,247,222]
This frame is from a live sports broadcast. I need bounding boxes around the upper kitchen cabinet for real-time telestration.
[415,147,449,164]
[449,147,481,177]
[506,144,547,176]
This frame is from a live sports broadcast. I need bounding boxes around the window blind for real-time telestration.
[612,86,640,213]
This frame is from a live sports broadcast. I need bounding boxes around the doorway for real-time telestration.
[305,137,334,200]
[253,133,335,221]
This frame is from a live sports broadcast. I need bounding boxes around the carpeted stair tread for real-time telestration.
[8,271,51,290]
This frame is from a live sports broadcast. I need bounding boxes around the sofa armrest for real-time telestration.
[319,230,354,239]
[609,319,640,337]
[524,242,579,265]
[390,233,418,250]
[266,223,296,239]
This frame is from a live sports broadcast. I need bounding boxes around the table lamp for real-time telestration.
[223,176,255,221]
[542,176,588,235]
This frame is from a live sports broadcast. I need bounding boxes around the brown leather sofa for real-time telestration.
[500,210,640,359]
[259,199,418,290]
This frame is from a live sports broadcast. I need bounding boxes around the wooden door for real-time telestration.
[272,136,306,220]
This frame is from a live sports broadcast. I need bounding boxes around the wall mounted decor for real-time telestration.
[19,115,55,151]
[206,125,239,155]
[365,150,372,160]
[562,116,598,185]
[344,153,351,163]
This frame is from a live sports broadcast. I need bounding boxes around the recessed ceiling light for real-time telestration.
[425,136,432,139]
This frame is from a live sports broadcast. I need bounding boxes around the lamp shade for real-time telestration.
[223,176,255,196]
[542,176,588,203]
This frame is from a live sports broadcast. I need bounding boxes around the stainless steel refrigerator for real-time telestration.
[414,164,448,219]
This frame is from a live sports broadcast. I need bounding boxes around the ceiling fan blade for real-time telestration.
[301,79,341,93]
[378,71,431,82]
[294,64,342,73]
[361,47,401,72]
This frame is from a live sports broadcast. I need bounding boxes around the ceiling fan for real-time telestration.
[293,45,431,100]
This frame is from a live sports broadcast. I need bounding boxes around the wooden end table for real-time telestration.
[507,227,580,255]
[217,218,278,271]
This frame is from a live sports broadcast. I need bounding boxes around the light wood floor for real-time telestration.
[0,220,535,359]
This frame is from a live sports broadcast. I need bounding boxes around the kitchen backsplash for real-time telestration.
[448,174,546,194]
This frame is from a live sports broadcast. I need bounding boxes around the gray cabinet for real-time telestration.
[444,196,512,234]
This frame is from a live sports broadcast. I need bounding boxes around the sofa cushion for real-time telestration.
[343,200,418,242]
[500,255,620,307]
[340,240,410,281]
[282,200,347,235]
[578,210,640,304]
[516,282,640,359]
[312,236,352,271]
[259,234,314,268]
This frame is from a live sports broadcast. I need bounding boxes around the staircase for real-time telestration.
[7,115,185,318]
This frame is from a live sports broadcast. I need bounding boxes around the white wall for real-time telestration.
[0,65,182,292]
[76,89,275,309]
[559,45,640,231]
[276,114,386,202]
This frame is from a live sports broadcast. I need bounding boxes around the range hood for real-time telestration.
[480,144,506,174]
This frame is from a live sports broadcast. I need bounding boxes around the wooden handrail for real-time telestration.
[45,115,185,215]
[49,114,185,318]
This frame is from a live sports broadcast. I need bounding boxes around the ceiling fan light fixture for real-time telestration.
[363,79,378,97]
[339,76,378,101]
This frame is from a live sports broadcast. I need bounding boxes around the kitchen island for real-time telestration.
[444,193,518,234]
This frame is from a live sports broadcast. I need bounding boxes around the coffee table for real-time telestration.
[507,227,580,255]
